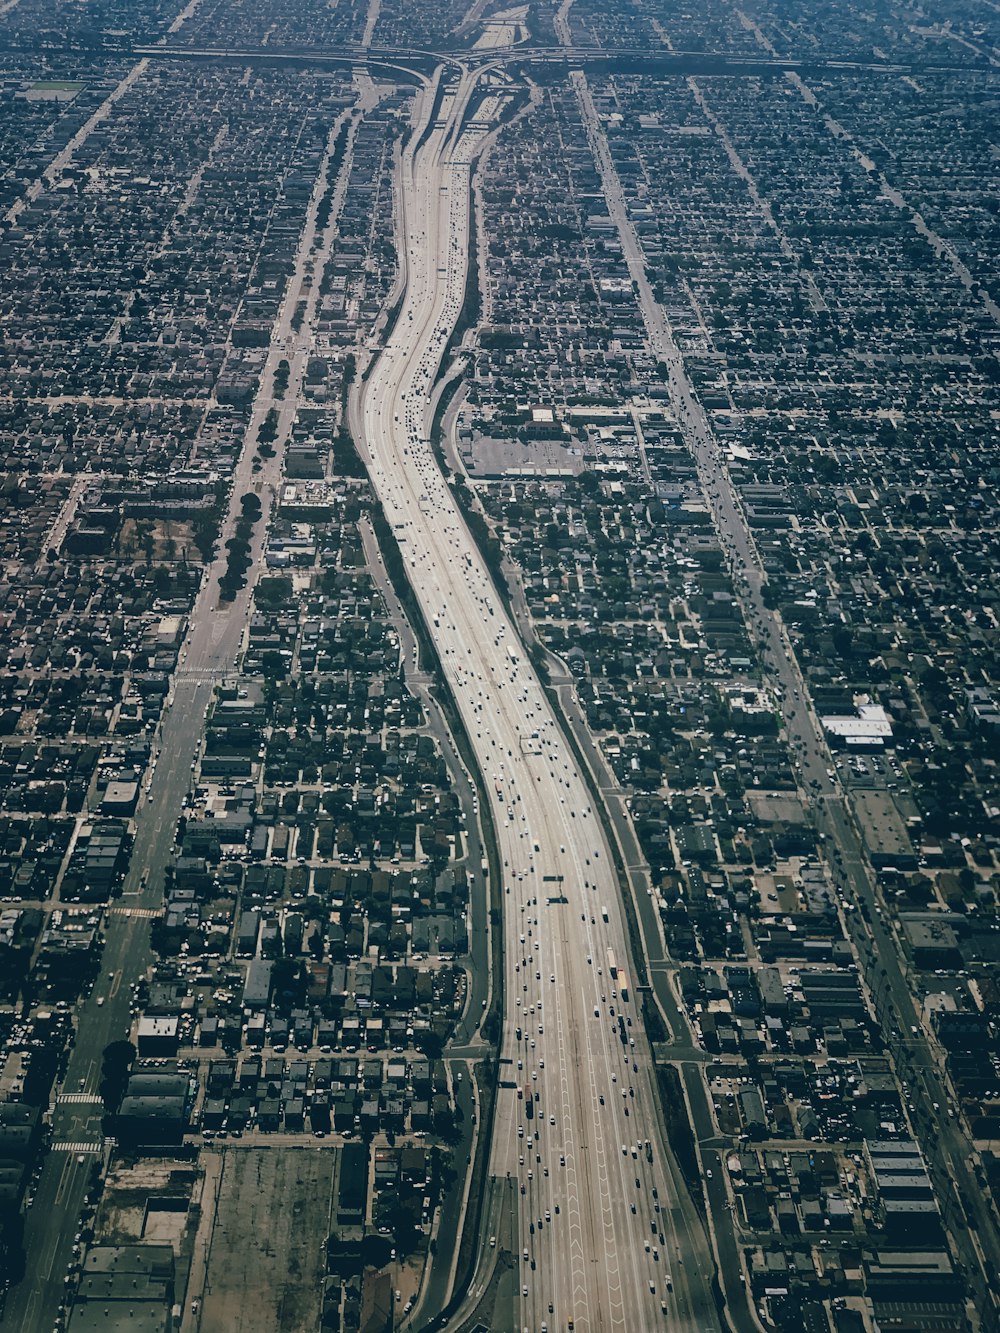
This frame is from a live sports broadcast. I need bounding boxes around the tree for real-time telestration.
[258,409,279,445]
[138,520,155,564]
[256,576,292,606]
[260,650,287,681]
[271,958,307,1012]
[831,625,854,659]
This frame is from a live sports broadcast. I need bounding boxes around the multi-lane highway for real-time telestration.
[352,63,719,1333]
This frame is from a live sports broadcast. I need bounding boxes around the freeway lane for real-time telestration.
[351,64,719,1333]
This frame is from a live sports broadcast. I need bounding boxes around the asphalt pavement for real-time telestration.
[572,60,1000,1328]
[0,89,370,1333]
[350,61,719,1333]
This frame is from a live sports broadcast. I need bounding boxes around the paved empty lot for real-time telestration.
[197,1148,337,1333]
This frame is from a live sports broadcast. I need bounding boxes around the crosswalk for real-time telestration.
[107,906,160,919]
[56,1093,103,1105]
[53,1141,104,1154]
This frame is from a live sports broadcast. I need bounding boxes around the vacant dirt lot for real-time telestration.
[198,1148,338,1333]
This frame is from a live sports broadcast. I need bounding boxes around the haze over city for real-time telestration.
[0,0,997,1331]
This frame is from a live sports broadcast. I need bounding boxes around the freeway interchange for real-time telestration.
[351,60,718,1333]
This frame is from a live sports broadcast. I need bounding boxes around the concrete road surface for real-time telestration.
[351,63,719,1333]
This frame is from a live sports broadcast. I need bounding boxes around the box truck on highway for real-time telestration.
[606,947,617,978]
[601,905,609,922]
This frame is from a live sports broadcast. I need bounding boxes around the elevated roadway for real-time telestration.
[350,62,719,1333]
[131,40,958,79]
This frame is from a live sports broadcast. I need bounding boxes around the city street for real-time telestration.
[2,4,997,1332]
[573,59,1000,1321]
[0,78,371,1333]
